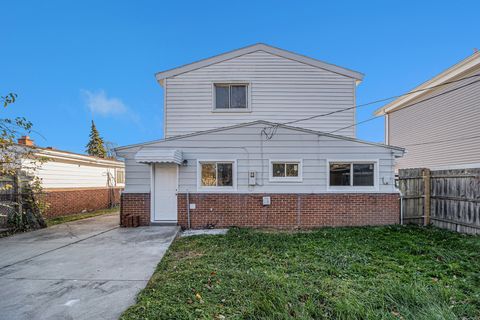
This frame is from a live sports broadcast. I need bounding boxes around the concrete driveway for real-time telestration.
[0,213,179,320]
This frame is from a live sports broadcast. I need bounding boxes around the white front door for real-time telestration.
[153,163,178,222]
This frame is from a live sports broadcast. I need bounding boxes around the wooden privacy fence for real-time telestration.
[398,168,480,235]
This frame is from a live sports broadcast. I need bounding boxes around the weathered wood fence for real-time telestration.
[398,168,480,235]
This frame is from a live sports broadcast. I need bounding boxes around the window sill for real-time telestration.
[327,186,378,192]
[196,187,237,193]
[198,185,236,190]
[269,178,303,183]
[211,109,252,113]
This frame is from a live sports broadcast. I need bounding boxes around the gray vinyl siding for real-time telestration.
[165,50,356,138]
[388,68,480,170]
[121,153,151,193]
[118,123,399,194]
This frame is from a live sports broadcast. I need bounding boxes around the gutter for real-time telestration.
[37,150,124,167]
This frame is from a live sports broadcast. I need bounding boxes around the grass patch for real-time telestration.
[46,207,119,226]
[121,226,480,320]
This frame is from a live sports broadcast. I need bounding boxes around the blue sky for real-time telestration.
[1,0,478,153]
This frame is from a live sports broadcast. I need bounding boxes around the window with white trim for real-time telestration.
[116,169,125,184]
[200,161,234,187]
[270,160,302,182]
[214,84,248,109]
[329,162,375,187]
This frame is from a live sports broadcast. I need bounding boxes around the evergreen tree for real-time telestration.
[86,120,107,158]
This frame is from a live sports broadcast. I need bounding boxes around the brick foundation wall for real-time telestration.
[178,193,399,229]
[120,193,150,227]
[43,187,122,218]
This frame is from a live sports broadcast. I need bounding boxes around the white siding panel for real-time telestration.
[165,51,356,137]
[120,149,152,193]
[389,68,480,169]
[121,124,398,194]
[35,161,114,189]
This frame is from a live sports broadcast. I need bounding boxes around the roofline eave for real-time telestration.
[115,120,404,153]
[374,51,480,116]
[154,43,364,82]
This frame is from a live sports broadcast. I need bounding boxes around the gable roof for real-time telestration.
[115,120,404,153]
[374,51,480,115]
[155,43,364,84]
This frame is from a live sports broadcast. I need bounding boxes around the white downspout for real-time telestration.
[385,113,389,144]
[388,114,403,224]
[186,191,191,229]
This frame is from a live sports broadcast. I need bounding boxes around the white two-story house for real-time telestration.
[116,44,404,229]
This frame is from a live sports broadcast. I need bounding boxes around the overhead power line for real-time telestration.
[328,78,480,134]
[281,72,480,127]
[402,134,480,147]
[262,73,480,140]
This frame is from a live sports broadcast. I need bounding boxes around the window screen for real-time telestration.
[214,84,247,109]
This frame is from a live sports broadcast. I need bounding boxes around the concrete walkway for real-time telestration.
[0,213,179,320]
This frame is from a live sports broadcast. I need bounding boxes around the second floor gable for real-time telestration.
[156,44,364,138]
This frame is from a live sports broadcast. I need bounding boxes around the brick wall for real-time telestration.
[43,187,122,218]
[120,193,150,227]
[178,193,399,229]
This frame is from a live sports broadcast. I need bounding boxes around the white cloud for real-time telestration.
[82,89,128,116]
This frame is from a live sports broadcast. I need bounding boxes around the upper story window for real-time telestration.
[329,162,375,187]
[214,84,248,110]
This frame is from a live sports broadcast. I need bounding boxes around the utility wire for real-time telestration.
[328,78,480,134]
[402,134,480,147]
[282,72,480,126]
[262,73,480,140]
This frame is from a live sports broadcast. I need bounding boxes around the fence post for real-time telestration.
[423,168,431,226]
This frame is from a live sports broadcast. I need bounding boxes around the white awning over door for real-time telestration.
[134,148,183,165]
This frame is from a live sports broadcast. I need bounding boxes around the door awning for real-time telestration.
[135,148,183,165]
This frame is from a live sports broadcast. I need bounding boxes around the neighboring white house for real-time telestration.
[17,136,125,217]
[116,43,404,229]
[374,51,480,170]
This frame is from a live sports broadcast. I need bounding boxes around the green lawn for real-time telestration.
[122,226,480,320]
[45,207,119,226]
